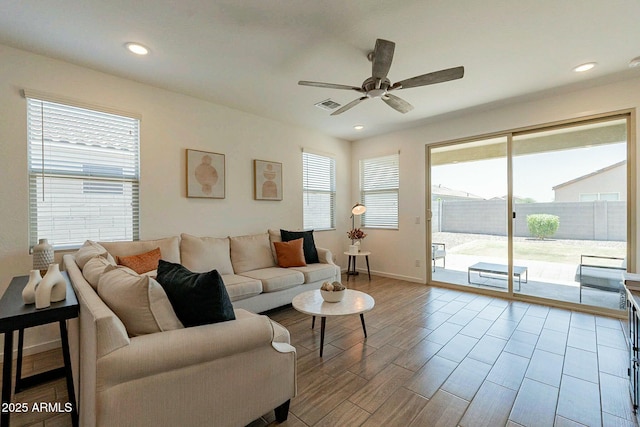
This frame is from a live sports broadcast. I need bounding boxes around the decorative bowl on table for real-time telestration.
[320,281,346,303]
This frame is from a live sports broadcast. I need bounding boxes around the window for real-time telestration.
[27,96,140,250]
[580,192,620,202]
[360,153,399,228]
[302,151,335,230]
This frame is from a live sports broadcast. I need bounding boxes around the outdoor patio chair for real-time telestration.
[576,254,626,308]
[432,242,446,272]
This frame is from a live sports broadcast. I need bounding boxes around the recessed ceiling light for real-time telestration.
[630,57,640,68]
[125,42,149,55]
[354,125,364,130]
[573,62,596,73]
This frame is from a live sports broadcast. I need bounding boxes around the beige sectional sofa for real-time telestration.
[63,230,338,427]
[176,230,341,313]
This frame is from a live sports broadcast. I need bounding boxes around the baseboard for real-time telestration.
[341,267,424,284]
[0,338,61,360]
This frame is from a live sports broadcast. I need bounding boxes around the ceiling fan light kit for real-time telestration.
[299,38,464,115]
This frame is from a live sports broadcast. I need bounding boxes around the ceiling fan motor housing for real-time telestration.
[362,77,390,98]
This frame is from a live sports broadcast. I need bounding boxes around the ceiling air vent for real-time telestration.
[314,99,341,111]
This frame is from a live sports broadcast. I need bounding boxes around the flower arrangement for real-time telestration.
[347,228,367,240]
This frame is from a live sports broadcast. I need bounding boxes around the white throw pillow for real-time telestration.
[97,266,183,336]
[82,256,115,290]
[229,233,276,274]
[180,233,234,275]
[75,240,115,269]
[268,229,282,264]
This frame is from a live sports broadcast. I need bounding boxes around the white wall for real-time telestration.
[351,75,640,283]
[0,44,351,354]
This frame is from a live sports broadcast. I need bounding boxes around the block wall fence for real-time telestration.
[432,199,626,241]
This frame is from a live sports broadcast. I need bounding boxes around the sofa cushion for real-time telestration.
[100,237,181,264]
[229,233,276,274]
[97,266,184,337]
[116,247,162,274]
[82,256,115,290]
[239,267,304,293]
[156,260,236,327]
[221,274,263,302]
[290,263,339,283]
[274,238,306,268]
[280,229,319,264]
[75,240,116,269]
[180,233,234,275]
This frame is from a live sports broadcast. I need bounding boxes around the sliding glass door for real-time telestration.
[429,136,509,293]
[512,117,628,310]
[428,114,632,312]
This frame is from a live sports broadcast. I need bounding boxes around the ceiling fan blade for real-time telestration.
[298,81,363,92]
[391,66,464,90]
[372,39,395,81]
[382,93,414,114]
[330,97,368,116]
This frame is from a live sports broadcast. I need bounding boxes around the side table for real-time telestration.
[344,251,371,280]
[0,273,78,427]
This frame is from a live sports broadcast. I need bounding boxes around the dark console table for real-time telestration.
[0,273,78,427]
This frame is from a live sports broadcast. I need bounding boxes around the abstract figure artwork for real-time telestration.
[254,159,282,200]
[187,149,225,198]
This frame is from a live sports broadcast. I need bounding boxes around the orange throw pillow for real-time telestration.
[117,247,162,274]
[273,238,307,268]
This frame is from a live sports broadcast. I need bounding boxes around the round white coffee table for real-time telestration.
[292,289,375,357]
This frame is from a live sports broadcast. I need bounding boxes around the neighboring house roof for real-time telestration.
[552,160,626,190]
[432,185,483,199]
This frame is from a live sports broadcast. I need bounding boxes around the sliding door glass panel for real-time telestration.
[512,118,628,310]
[430,136,509,292]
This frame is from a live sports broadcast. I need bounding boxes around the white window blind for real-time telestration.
[27,97,140,250]
[303,151,336,230]
[360,153,399,229]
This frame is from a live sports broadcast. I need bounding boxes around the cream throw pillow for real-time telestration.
[82,256,115,290]
[97,266,183,336]
[268,229,282,264]
[100,236,181,264]
[75,240,115,269]
[229,233,276,274]
[180,234,234,275]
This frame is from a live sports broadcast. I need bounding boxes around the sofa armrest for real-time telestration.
[316,247,335,265]
[63,254,130,357]
[97,313,278,389]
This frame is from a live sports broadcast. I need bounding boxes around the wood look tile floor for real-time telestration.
[2,275,638,426]
[255,275,638,427]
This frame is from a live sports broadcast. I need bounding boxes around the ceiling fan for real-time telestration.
[299,38,464,115]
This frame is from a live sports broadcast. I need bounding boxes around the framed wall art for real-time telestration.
[186,149,225,198]
[254,159,282,201]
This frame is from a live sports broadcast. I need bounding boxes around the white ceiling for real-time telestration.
[2,0,640,141]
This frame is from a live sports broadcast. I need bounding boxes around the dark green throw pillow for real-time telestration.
[280,229,319,264]
[156,260,235,327]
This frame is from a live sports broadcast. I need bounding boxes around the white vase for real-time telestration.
[22,270,42,304]
[33,238,54,275]
[35,263,66,309]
